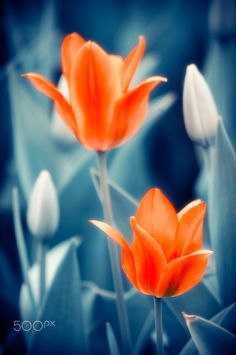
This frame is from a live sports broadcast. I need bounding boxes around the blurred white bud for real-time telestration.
[183,64,219,144]
[209,0,236,39]
[51,75,76,145]
[27,170,59,239]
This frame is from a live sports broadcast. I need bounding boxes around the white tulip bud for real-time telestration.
[27,170,59,239]
[183,64,219,144]
[51,75,76,144]
[209,0,236,39]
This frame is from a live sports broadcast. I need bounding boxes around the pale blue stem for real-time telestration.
[12,188,37,317]
[153,297,164,355]
[97,152,132,355]
[38,240,47,308]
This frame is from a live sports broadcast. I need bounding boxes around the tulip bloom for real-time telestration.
[91,188,212,297]
[22,32,166,151]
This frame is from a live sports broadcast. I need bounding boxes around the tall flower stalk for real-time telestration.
[153,297,164,355]
[22,31,166,353]
[97,152,132,354]
[12,188,37,318]
[37,240,47,306]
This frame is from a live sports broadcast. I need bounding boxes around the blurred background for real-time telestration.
[0,0,235,353]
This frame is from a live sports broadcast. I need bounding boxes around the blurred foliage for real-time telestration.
[0,0,235,354]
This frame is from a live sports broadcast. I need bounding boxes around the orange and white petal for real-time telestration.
[176,200,206,257]
[135,188,178,261]
[103,76,166,150]
[121,36,146,92]
[70,41,121,151]
[61,32,85,85]
[130,217,167,296]
[90,220,138,288]
[109,55,124,72]
[22,73,78,136]
[157,250,213,297]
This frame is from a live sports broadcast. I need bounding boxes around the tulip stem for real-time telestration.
[12,188,37,318]
[153,297,164,355]
[97,151,132,355]
[38,240,47,308]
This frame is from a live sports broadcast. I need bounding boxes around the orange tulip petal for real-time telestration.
[176,200,206,257]
[61,32,85,85]
[90,220,138,288]
[121,35,146,92]
[130,217,167,296]
[177,199,202,220]
[103,76,166,150]
[109,55,124,72]
[70,41,121,151]
[22,73,78,136]
[157,250,213,297]
[135,188,178,261]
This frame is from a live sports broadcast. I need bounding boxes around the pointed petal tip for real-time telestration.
[21,72,43,80]
[161,76,168,82]
[71,236,81,247]
[130,215,147,238]
[201,249,214,256]
[62,32,86,44]
[193,249,213,257]
[129,216,137,231]
[186,63,198,73]
[69,31,81,37]
[146,76,167,83]
[138,35,146,46]
[81,40,96,51]
[129,215,135,224]
[21,72,34,76]
[89,219,99,226]
[182,312,197,322]
[21,72,34,78]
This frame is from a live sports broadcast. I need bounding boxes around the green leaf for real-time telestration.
[106,323,121,355]
[180,302,236,355]
[133,311,154,355]
[20,238,88,354]
[208,120,236,305]
[183,312,236,355]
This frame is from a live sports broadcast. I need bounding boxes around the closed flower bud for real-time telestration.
[27,170,59,239]
[183,64,219,144]
[209,0,236,40]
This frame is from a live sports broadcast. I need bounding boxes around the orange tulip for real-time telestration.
[22,32,166,151]
[91,188,212,297]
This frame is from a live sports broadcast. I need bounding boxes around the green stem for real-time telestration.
[153,297,164,355]
[97,151,132,355]
[38,240,47,308]
[12,188,37,318]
